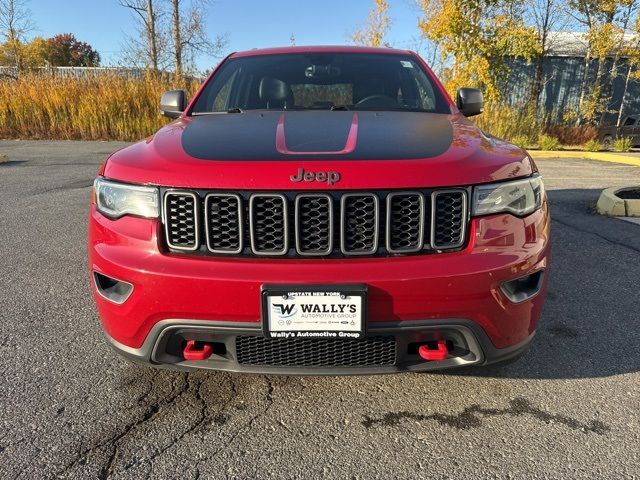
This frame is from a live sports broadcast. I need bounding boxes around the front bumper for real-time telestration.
[106,318,535,375]
[89,202,550,373]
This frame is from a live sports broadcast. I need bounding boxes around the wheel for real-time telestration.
[602,135,613,151]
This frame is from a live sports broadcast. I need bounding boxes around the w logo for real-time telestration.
[272,303,298,318]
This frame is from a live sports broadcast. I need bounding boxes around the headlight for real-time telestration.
[472,175,543,217]
[94,178,159,219]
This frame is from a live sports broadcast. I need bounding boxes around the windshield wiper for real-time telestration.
[330,105,350,111]
[226,107,244,113]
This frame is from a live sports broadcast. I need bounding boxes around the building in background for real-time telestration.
[506,32,640,126]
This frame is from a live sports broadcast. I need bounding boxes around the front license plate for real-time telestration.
[261,284,367,339]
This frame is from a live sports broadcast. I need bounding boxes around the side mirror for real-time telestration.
[160,90,187,119]
[456,88,483,117]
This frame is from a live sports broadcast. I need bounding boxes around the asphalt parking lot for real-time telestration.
[1,140,639,479]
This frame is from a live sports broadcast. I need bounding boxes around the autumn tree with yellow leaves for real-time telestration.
[351,0,392,47]
[418,0,541,103]
[568,0,639,125]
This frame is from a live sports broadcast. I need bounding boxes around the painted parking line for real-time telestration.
[617,216,640,226]
[529,150,640,167]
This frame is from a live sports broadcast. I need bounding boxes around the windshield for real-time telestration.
[190,53,450,114]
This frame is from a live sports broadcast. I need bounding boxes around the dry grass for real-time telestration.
[0,74,595,149]
[0,72,198,141]
[473,103,543,144]
[545,124,597,145]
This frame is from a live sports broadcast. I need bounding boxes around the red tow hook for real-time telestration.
[418,340,449,361]
[183,340,213,361]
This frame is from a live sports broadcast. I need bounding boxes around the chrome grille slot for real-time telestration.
[341,194,379,255]
[249,194,288,255]
[205,194,242,253]
[295,194,333,256]
[386,192,425,253]
[432,190,467,249]
[164,192,199,251]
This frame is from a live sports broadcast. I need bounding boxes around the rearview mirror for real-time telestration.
[456,88,483,117]
[160,90,187,119]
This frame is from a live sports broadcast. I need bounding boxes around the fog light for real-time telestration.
[93,271,134,304]
[500,270,544,303]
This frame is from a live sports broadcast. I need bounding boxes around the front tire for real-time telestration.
[602,135,613,151]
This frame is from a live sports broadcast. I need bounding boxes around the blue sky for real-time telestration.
[27,0,426,71]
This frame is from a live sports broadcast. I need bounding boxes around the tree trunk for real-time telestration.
[593,56,605,100]
[146,0,158,72]
[599,55,619,126]
[171,0,182,78]
[575,53,591,126]
[592,12,615,125]
[599,7,632,126]
[617,62,633,127]
[531,53,545,112]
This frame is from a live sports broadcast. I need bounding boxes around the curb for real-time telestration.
[529,150,640,167]
[596,187,640,217]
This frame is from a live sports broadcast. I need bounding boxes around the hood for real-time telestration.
[102,110,534,190]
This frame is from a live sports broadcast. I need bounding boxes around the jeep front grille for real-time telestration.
[163,189,468,257]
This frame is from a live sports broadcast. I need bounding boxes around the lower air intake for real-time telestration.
[235,336,397,367]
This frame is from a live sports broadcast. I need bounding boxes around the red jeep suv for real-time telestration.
[89,46,550,375]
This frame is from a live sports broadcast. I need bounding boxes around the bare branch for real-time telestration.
[119,0,167,71]
[170,0,228,76]
[0,0,35,70]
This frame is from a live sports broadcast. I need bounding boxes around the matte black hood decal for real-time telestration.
[181,110,453,160]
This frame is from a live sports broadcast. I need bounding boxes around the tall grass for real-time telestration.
[0,72,198,141]
[473,103,542,144]
[472,103,599,148]
[0,74,598,147]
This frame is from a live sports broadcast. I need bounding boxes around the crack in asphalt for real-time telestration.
[54,373,190,479]
[0,438,26,455]
[56,373,279,478]
[193,376,278,479]
[552,217,640,255]
[137,377,210,478]
[99,374,193,479]
[361,397,610,435]
[32,179,94,196]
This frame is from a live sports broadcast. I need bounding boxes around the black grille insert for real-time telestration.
[235,335,397,367]
[164,192,198,250]
[205,194,242,253]
[295,194,333,255]
[250,194,288,255]
[341,194,378,255]
[432,191,467,249]
[386,192,425,253]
